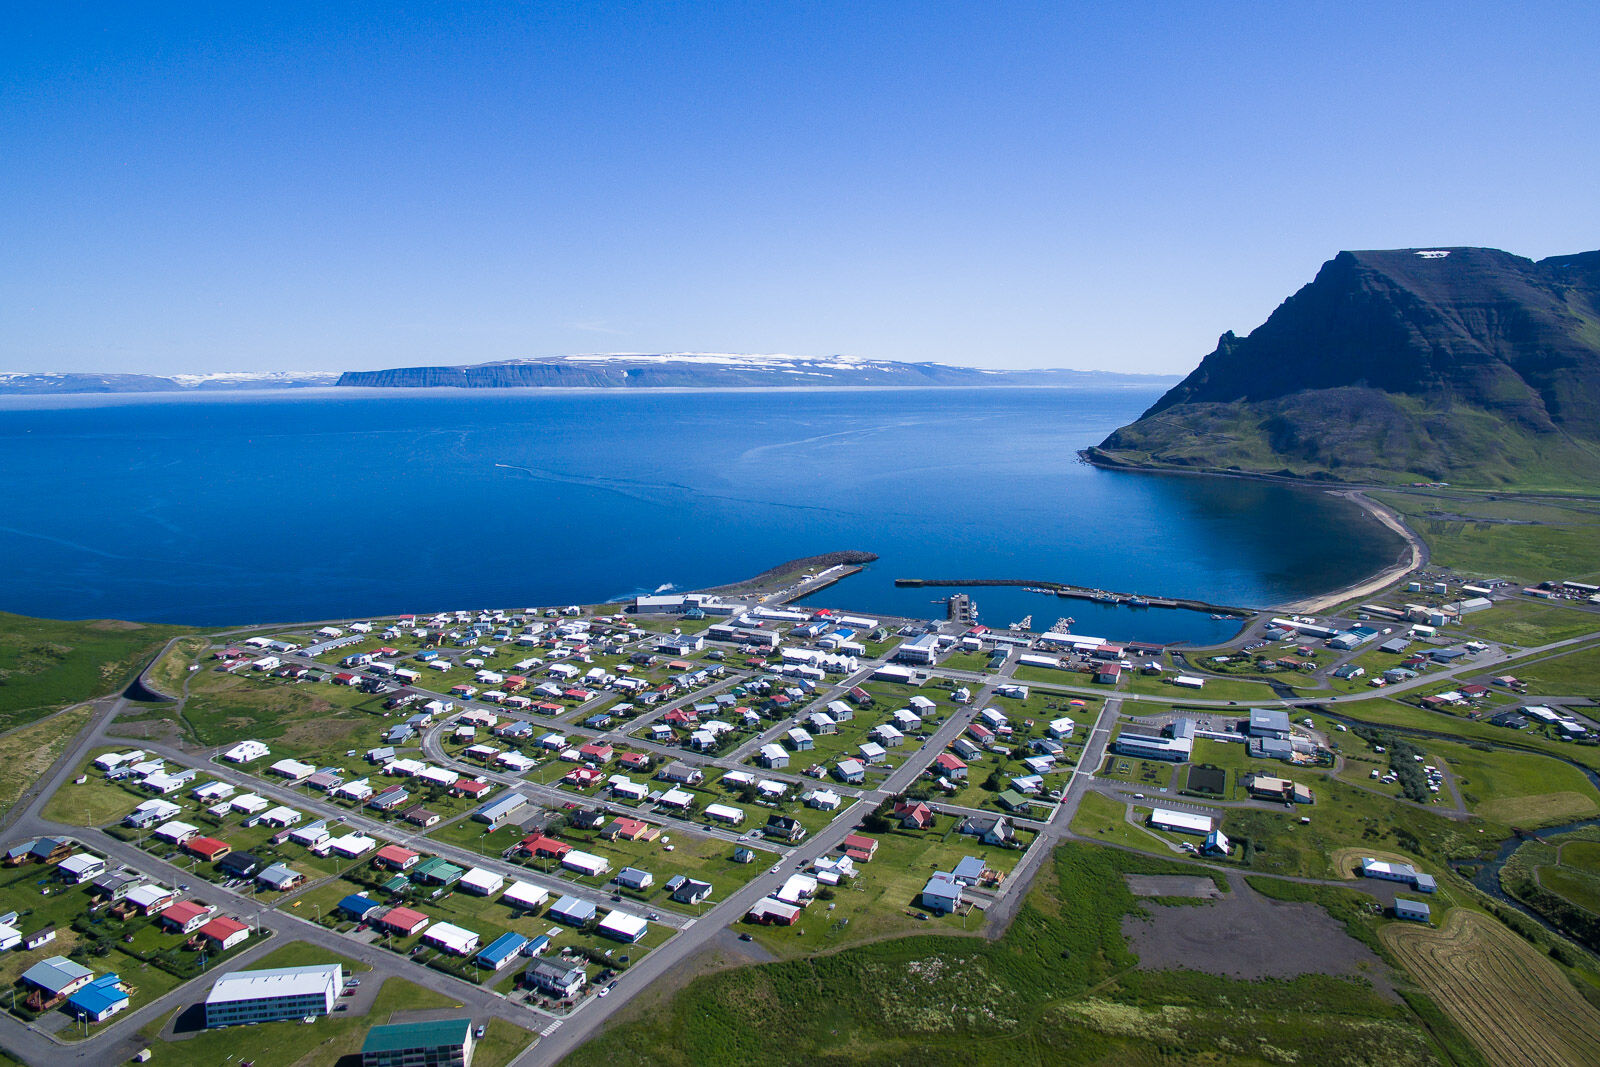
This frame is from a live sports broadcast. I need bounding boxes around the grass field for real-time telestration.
[142,635,213,696]
[1457,600,1600,647]
[0,612,190,731]
[1125,671,1290,704]
[1507,644,1600,699]
[1432,740,1600,825]
[0,703,94,815]
[1069,791,1170,851]
[567,842,1448,1067]
[1371,491,1600,583]
[1381,908,1600,1067]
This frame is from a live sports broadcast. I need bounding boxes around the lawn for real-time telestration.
[0,612,192,731]
[1069,791,1168,851]
[1126,671,1292,704]
[1432,740,1600,824]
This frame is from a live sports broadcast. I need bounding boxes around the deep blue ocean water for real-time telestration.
[0,387,1403,644]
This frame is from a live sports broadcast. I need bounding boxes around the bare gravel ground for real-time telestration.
[1122,876,1395,996]
[1123,874,1223,898]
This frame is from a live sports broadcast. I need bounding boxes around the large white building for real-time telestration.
[1149,808,1214,836]
[204,964,342,1027]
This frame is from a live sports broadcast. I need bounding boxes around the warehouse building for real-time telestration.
[1148,808,1214,836]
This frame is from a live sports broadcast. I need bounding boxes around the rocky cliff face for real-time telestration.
[1093,247,1600,485]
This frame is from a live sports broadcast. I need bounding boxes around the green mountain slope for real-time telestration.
[1091,247,1600,487]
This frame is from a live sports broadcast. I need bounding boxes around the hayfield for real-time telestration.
[1478,791,1598,825]
[1381,908,1600,1067]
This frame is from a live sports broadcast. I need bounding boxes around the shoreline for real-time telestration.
[1271,490,1426,614]
[1077,453,1429,616]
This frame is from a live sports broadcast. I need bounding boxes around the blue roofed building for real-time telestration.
[67,973,128,1022]
[338,893,383,921]
[476,931,529,971]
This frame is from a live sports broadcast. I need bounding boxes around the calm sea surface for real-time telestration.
[0,388,1403,643]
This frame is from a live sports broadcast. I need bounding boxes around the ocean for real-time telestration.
[0,387,1403,644]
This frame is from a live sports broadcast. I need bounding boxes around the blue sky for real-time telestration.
[3,2,1596,374]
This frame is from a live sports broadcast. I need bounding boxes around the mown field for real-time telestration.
[1381,908,1600,1067]
[0,612,190,731]
[565,843,1464,1067]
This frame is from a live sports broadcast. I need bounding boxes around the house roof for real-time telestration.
[21,956,93,994]
[163,901,208,925]
[67,973,126,1014]
[198,916,248,941]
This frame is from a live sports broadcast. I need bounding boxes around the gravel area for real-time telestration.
[1122,876,1394,995]
[1124,874,1223,898]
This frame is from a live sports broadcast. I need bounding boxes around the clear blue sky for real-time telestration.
[3,2,1596,375]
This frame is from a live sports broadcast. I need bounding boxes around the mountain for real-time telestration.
[334,353,1173,390]
[0,371,338,394]
[1089,247,1600,486]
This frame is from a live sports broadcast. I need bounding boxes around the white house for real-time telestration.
[223,740,270,764]
[459,868,505,896]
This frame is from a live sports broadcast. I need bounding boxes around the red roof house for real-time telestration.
[841,834,879,861]
[184,837,232,862]
[374,845,420,871]
[519,834,571,860]
[160,901,211,934]
[197,916,250,951]
[375,906,429,937]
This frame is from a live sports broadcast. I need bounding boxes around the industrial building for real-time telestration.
[1148,808,1214,836]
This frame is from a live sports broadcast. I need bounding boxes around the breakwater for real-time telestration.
[892,578,1257,618]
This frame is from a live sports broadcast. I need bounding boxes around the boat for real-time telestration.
[1211,613,1223,620]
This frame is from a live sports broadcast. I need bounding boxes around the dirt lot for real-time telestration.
[1123,874,1222,899]
[1123,874,1394,994]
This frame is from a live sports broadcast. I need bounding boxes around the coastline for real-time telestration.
[1077,452,1428,616]
[1272,490,1426,614]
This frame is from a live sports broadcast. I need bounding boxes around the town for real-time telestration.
[1,556,1599,1067]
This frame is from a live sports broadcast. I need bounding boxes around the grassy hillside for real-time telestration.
[0,612,192,730]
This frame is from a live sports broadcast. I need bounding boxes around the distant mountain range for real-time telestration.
[331,353,1173,390]
[0,355,1174,395]
[1089,247,1600,487]
[0,371,340,394]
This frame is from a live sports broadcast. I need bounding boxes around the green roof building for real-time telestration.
[411,857,464,886]
[995,789,1030,812]
[360,1017,475,1067]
